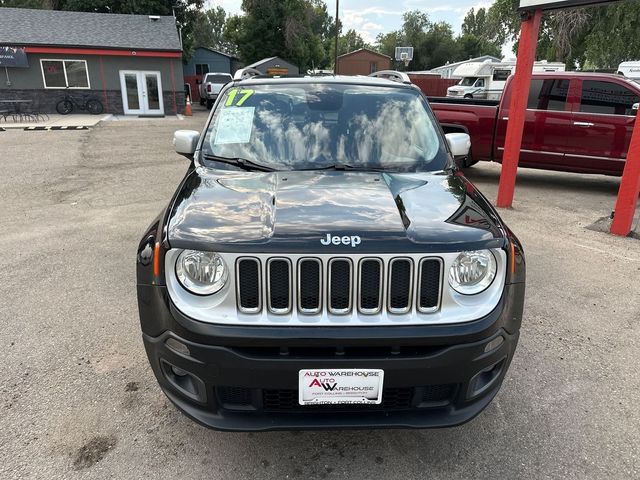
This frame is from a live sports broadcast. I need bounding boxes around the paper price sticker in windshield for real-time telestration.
[213,107,255,145]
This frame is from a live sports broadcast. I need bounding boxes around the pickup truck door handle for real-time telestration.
[573,121,594,127]
[501,117,509,121]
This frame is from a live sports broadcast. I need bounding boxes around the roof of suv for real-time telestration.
[235,74,415,89]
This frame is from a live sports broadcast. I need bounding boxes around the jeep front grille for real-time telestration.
[236,256,442,316]
[267,258,292,314]
[237,258,261,313]
[298,259,321,314]
[328,259,352,314]
[388,258,413,314]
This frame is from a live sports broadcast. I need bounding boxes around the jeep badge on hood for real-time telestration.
[320,234,362,247]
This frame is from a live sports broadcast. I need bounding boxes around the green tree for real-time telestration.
[0,0,65,8]
[456,34,502,60]
[459,7,504,59]
[225,0,333,72]
[375,30,400,60]
[583,0,640,69]
[191,6,237,56]
[375,11,460,71]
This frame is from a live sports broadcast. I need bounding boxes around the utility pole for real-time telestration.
[334,0,339,75]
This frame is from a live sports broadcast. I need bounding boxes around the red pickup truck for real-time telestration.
[430,72,640,176]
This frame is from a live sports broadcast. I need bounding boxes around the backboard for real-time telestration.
[395,47,414,67]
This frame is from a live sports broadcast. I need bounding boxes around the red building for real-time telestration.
[336,48,391,76]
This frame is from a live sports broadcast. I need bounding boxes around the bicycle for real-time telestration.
[56,88,104,115]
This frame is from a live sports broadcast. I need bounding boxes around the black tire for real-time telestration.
[463,94,473,99]
[206,99,214,109]
[56,100,73,115]
[86,99,103,115]
[199,98,205,106]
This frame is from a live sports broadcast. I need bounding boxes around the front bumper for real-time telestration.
[138,283,525,431]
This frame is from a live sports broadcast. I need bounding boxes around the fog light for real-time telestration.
[484,336,504,353]
[171,366,188,377]
[467,358,506,399]
[165,338,190,356]
[160,359,207,403]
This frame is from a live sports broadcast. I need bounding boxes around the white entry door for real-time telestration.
[119,71,164,115]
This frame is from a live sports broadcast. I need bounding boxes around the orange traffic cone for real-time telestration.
[184,94,193,116]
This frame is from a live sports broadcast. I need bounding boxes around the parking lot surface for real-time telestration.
[1,109,639,479]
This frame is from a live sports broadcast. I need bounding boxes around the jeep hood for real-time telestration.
[167,168,506,253]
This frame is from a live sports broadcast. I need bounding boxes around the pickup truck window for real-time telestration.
[527,79,569,111]
[580,80,640,116]
[201,83,448,172]
[205,74,232,84]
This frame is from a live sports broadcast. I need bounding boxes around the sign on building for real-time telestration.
[0,46,29,68]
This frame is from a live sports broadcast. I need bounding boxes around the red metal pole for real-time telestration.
[610,116,640,235]
[495,9,542,208]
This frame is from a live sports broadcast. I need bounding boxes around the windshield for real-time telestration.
[201,83,449,172]
[459,77,478,87]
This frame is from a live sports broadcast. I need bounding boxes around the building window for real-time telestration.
[370,62,378,74]
[196,64,209,75]
[40,59,90,89]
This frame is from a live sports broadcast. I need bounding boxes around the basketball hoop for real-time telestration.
[395,47,413,69]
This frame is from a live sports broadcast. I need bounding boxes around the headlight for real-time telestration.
[448,250,497,295]
[175,250,228,295]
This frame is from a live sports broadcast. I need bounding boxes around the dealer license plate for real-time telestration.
[298,369,384,405]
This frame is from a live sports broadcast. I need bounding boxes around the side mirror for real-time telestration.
[173,130,200,159]
[633,103,639,113]
[445,132,471,159]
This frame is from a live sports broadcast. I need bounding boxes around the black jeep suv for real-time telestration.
[136,70,525,431]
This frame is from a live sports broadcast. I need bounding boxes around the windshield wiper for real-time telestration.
[202,154,276,172]
[300,163,388,172]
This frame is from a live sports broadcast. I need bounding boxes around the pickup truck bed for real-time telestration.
[429,98,500,166]
[429,72,640,176]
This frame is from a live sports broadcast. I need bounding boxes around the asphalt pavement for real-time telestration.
[1,108,638,479]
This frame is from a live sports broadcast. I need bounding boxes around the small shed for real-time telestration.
[245,57,299,76]
[183,47,242,102]
[336,48,391,76]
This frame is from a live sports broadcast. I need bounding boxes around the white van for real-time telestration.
[446,60,565,100]
[617,61,640,81]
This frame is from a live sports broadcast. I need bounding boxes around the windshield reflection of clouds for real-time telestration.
[203,85,444,171]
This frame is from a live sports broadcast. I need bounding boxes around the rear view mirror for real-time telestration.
[445,132,471,158]
[173,130,200,159]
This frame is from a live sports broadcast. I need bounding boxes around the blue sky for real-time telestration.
[211,0,495,44]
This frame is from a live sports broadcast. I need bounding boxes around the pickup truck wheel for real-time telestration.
[464,149,479,168]
[199,98,205,106]
[206,99,214,109]
[463,94,473,99]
